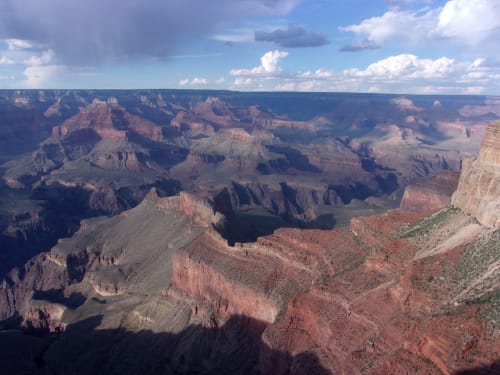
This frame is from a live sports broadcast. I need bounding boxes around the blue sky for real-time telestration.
[0,0,499,94]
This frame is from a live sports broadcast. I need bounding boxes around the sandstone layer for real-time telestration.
[452,121,500,228]
[400,171,459,214]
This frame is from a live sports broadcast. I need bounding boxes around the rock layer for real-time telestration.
[478,120,500,165]
[452,121,500,228]
[400,172,459,214]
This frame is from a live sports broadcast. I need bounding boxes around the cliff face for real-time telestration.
[452,121,500,228]
[400,172,459,214]
[478,121,500,165]
[1,187,498,374]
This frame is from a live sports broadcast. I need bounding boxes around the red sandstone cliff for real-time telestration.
[452,121,500,228]
[165,205,499,374]
[400,171,459,214]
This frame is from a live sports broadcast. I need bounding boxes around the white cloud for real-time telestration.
[0,75,15,80]
[471,58,485,69]
[344,54,455,80]
[298,69,334,78]
[228,52,500,94]
[179,77,209,86]
[23,49,55,66]
[340,8,438,47]
[230,50,288,76]
[215,77,225,84]
[434,0,500,43]
[233,77,253,86]
[5,38,34,50]
[192,77,208,85]
[22,65,63,88]
[341,0,500,49]
[0,56,15,64]
[261,50,288,73]
[275,80,317,91]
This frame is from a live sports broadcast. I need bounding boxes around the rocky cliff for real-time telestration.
[452,121,500,228]
[478,121,500,165]
[400,171,459,214]
[0,186,498,374]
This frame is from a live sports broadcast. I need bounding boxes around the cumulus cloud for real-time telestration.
[255,25,329,48]
[179,77,209,86]
[22,65,63,88]
[339,8,438,49]
[5,38,36,50]
[229,52,500,94]
[0,56,15,64]
[344,54,455,80]
[434,0,500,44]
[23,49,54,66]
[0,0,299,64]
[230,50,288,76]
[234,77,254,87]
[298,69,334,79]
[341,0,500,50]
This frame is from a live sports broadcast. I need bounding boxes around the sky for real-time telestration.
[0,0,499,94]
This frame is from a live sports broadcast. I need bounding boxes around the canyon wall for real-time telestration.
[400,172,459,214]
[452,121,500,228]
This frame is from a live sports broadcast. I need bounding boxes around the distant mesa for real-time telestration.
[51,98,162,142]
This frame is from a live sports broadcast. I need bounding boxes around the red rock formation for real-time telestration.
[452,121,500,228]
[254,210,498,374]
[52,98,162,142]
[156,191,224,227]
[169,225,343,330]
[162,191,499,374]
[400,171,459,214]
[172,233,281,324]
[1,184,498,373]
[478,120,500,165]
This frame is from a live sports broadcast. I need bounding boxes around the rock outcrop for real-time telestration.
[400,171,459,214]
[52,99,162,142]
[452,121,500,228]
[478,121,500,165]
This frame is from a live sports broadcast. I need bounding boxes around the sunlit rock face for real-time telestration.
[452,121,500,228]
[478,121,500,165]
[400,171,459,214]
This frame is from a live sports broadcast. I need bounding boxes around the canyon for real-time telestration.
[0,91,498,374]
